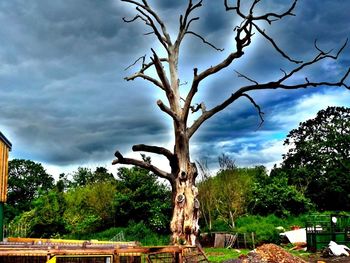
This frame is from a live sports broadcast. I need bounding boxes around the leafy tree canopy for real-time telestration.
[249,171,314,217]
[115,165,172,233]
[70,166,115,187]
[198,159,261,231]
[6,159,54,220]
[275,106,350,210]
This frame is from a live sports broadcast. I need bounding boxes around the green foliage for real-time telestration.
[7,161,173,240]
[115,166,171,233]
[70,166,115,188]
[55,173,70,192]
[124,221,170,245]
[70,167,93,187]
[63,181,116,235]
[30,190,67,237]
[249,173,314,217]
[234,214,309,245]
[6,159,54,221]
[198,165,256,231]
[8,210,35,237]
[279,106,350,211]
[235,216,280,245]
[209,219,232,232]
[65,223,170,246]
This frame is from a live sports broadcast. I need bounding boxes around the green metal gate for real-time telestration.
[306,213,350,251]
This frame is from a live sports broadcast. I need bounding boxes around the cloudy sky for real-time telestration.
[0,0,349,177]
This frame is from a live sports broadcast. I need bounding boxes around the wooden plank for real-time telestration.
[214,233,225,248]
[3,145,8,202]
[0,143,5,202]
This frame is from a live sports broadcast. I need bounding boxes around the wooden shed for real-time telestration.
[0,132,11,203]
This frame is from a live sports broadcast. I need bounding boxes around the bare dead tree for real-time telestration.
[113,0,350,245]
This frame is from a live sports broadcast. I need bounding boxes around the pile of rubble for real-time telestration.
[225,244,307,263]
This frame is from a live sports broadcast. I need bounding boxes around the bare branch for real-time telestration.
[139,0,172,45]
[314,39,333,55]
[235,70,258,85]
[252,23,302,64]
[185,17,200,31]
[179,81,188,86]
[151,49,172,92]
[179,1,203,30]
[224,0,245,17]
[124,56,169,91]
[140,58,168,73]
[249,0,262,15]
[182,17,250,121]
[176,0,203,48]
[279,39,348,83]
[188,91,242,138]
[341,68,350,88]
[132,144,174,160]
[241,93,264,129]
[188,46,350,138]
[124,55,146,71]
[157,99,180,123]
[135,6,169,52]
[112,150,173,182]
[185,31,224,52]
[122,14,147,24]
[124,72,165,90]
[121,0,172,51]
[280,68,288,77]
[251,0,298,24]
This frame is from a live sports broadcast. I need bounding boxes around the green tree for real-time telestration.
[55,173,71,192]
[198,163,257,231]
[70,167,115,188]
[114,165,171,233]
[63,181,117,235]
[92,167,115,183]
[70,167,93,187]
[30,189,67,237]
[278,106,350,210]
[249,171,313,217]
[6,159,54,220]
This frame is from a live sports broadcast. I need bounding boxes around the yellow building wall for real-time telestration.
[0,141,9,203]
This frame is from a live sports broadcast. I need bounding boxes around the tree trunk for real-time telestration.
[170,160,200,245]
[170,126,200,245]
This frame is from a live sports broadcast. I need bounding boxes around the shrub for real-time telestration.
[235,215,281,245]
[124,221,170,245]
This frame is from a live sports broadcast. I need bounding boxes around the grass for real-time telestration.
[203,248,250,263]
[203,247,314,262]
[289,249,313,261]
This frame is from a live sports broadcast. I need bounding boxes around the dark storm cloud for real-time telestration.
[0,0,349,172]
[0,0,168,166]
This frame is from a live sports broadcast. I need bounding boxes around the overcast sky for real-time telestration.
[0,0,349,177]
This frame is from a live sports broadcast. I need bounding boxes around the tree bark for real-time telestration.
[168,64,200,244]
[170,132,199,245]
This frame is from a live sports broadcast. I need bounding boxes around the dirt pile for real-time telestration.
[225,244,307,263]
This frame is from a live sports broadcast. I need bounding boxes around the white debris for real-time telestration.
[280,228,306,244]
[328,241,350,256]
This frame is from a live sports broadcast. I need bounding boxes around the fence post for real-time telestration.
[251,232,255,249]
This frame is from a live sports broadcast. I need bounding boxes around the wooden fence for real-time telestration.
[0,238,209,263]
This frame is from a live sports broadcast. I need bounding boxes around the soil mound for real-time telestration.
[224,244,307,263]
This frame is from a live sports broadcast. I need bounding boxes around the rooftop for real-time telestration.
[0,132,12,150]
